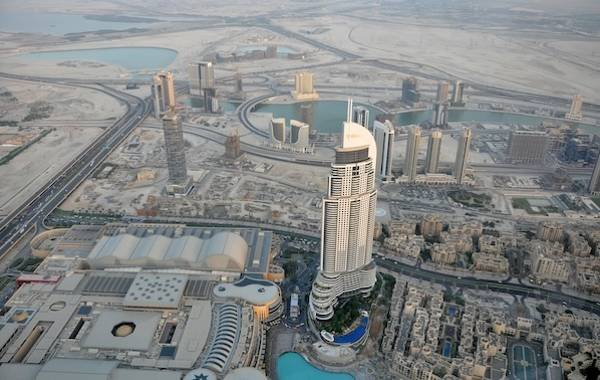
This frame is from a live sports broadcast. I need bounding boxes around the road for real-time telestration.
[0,74,150,257]
[375,257,600,316]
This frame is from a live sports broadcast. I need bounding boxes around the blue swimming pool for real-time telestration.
[333,316,369,345]
[276,352,354,380]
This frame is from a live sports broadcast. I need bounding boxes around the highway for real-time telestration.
[0,75,150,256]
[375,257,600,316]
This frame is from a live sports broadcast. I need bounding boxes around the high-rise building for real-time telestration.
[507,130,548,165]
[373,120,395,179]
[432,82,450,127]
[402,77,420,105]
[352,106,370,129]
[454,128,472,184]
[309,121,378,321]
[188,62,215,96]
[234,70,243,93]
[589,154,600,195]
[565,94,583,121]
[225,129,242,159]
[404,126,421,181]
[291,72,319,100]
[151,71,176,118]
[161,111,188,187]
[450,80,465,107]
[290,120,310,150]
[270,118,286,144]
[425,130,443,174]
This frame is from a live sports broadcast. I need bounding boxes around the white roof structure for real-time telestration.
[213,277,280,306]
[82,310,161,351]
[341,121,377,161]
[223,367,269,380]
[123,273,187,309]
[87,232,248,272]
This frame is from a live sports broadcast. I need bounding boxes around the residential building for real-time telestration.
[454,128,472,184]
[424,130,442,173]
[404,125,421,181]
[373,120,395,179]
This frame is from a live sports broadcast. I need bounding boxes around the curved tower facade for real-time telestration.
[309,121,378,321]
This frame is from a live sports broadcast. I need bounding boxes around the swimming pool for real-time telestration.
[276,352,354,380]
[332,315,369,345]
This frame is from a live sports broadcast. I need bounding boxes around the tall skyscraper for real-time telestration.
[225,129,242,160]
[432,82,450,127]
[402,77,420,105]
[450,80,465,107]
[425,130,443,174]
[290,120,310,150]
[454,128,472,184]
[309,121,378,321]
[291,72,319,100]
[589,154,600,195]
[352,106,370,129]
[152,71,176,119]
[373,120,394,179]
[188,62,217,113]
[162,111,188,186]
[270,118,286,144]
[565,94,583,121]
[404,126,421,181]
[507,130,548,165]
[188,62,215,96]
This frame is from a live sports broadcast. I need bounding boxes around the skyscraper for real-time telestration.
[225,129,242,160]
[589,154,600,195]
[309,121,378,321]
[291,72,319,100]
[432,82,450,127]
[270,118,286,144]
[290,120,310,150]
[507,130,548,165]
[162,111,188,186]
[402,77,420,105]
[373,120,394,179]
[188,62,217,113]
[454,128,472,184]
[404,126,421,181]
[152,71,176,118]
[352,106,370,129]
[425,130,443,174]
[565,94,583,121]
[188,62,215,96]
[450,80,465,107]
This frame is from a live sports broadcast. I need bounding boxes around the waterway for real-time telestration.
[276,352,354,380]
[21,47,177,73]
[254,100,599,135]
[0,11,160,35]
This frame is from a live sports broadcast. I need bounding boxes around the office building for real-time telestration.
[589,154,600,195]
[151,71,176,118]
[290,119,310,150]
[424,130,443,174]
[432,82,450,127]
[450,80,465,107]
[270,118,286,144]
[162,112,189,194]
[507,130,548,165]
[352,106,370,129]
[291,72,319,100]
[402,77,420,105]
[309,120,378,321]
[188,62,215,96]
[373,120,395,179]
[404,126,421,181]
[454,128,472,185]
[565,94,583,121]
[225,129,242,159]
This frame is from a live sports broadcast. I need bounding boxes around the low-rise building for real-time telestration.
[431,243,457,265]
[473,252,509,274]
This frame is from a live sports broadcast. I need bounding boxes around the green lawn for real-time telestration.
[511,197,559,215]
